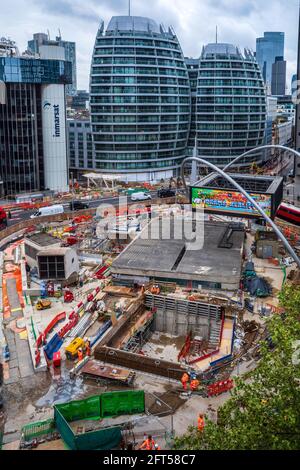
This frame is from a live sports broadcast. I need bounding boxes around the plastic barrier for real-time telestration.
[100,390,145,418]
[44,333,63,361]
[54,390,145,450]
[90,320,111,348]
[207,379,234,397]
[35,311,66,365]
[44,311,66,338]
[94,265,109,279]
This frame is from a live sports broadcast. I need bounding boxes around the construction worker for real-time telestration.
[197,414,205,432]
[77,348,83,362]
[190,378,200,392]
[139,435,155,450]
[181,372,190,390]
[85,339,91,357]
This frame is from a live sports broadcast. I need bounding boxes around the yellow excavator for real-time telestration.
[36,299,52,310]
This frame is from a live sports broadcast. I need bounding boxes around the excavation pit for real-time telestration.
[94,293,228,379]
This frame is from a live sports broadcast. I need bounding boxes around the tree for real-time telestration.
[174,284,300,450]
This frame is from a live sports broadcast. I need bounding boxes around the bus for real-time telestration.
[275,202,300,226]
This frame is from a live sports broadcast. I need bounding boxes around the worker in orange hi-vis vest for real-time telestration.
[190,378,200,392]
[197,413,205,432]
[139,435,156,450]
[77,348,83,362]
[181,372,190,390]
[85,338,91,357]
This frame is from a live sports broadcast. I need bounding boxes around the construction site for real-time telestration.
[0,177,299,451]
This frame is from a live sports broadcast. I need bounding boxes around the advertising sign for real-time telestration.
[191,187,272,218]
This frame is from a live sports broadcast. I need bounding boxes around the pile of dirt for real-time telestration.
[287,269,300,285]
[147,390,185,416]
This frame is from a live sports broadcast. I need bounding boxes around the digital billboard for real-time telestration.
[191,187,272,218]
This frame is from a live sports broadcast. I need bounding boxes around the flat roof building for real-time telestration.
[111,218,245,291]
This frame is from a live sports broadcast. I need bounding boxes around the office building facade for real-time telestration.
[0,38,72,195]
[271,57,286,95]
[185,58,198,156]
[256,32,285,94]
[90,16,191,182]
[195,43,266,167]
[68,119,94,171]
[28,32,77,96]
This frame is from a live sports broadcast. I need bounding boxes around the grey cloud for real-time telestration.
[1,0,299,90]
[33,0,100,23]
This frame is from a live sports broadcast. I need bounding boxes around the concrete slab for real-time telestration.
[9,358,18,369]
[112,219,244,290]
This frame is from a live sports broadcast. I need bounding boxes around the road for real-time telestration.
[7,191,159,227]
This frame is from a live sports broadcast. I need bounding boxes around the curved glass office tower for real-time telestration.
[196,43,266,167]
[90,16,191,181]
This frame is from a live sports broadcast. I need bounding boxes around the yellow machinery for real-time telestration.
[65,337,85,360]
[36,299,52,310]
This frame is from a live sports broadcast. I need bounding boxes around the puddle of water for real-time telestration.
[35,375,86,408]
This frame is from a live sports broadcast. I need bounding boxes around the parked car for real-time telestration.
[130,192,152,201]
[69,200,89,211]
[157,188,176,198]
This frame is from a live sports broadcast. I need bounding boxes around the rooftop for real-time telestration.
[193,173,283,194]
[107,16,161,34]
[201,43,255,61]
[111,219,244,289]
[25,232,60,247]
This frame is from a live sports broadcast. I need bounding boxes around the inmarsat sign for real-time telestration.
[53,104,60,137]
[43,100,60,138]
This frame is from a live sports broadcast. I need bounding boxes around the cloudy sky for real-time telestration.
[1,0,299,91]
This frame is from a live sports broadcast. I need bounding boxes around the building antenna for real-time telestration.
[128,0,131,16]
[216,25,218,44]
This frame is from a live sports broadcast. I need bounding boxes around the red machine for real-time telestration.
[66,236,78,246]
[47,282,54,297]
[64,290,74,303]
[53,351,61,368]
[0,206,7,230]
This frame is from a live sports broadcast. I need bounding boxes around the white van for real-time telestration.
[30,204,64,218]
[130,192,152,202]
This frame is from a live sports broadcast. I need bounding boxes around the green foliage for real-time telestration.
[174,285,300,450]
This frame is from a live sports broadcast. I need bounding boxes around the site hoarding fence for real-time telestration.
[21,418,56,442]
[53,390,145,450]
[100,390,145,417]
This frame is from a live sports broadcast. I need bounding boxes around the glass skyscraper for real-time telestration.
[90,16,191,182]
[195,43,266,167]
[256,32,285,93]
[0,40,72,195]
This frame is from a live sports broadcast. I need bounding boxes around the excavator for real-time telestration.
[36,299,52,310]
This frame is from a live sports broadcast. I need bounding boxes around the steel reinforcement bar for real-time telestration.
[94,346,187,380]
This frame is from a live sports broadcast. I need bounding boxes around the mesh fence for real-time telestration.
[21,418,56,442]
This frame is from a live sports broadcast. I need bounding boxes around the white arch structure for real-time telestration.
[223,144,300,172]
[180,150,300,267]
